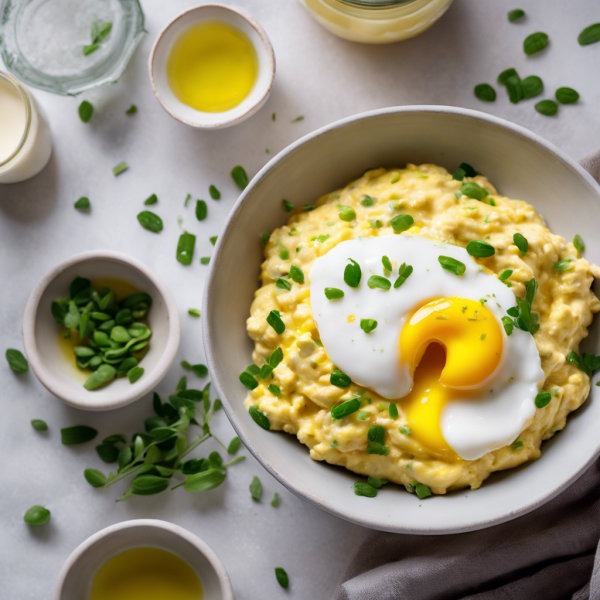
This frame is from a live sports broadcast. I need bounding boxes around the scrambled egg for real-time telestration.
[244,165,600,493]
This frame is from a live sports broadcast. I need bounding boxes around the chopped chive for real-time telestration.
[291,115,304,122]
[112,162,128,176]
[388,403,398,419]
[24,505,51,525]
[137,211,163,233]
[459,163,477,177]
[125,104,137,115]
[304,204,316,212]
[209,185,221,199]
[411,481,432,499]
[83,44,99,55]
[353,482,377,497]
[554,259,573,272]
[499,269,513,282]
[438,256,466,276]
[188,309,201,317]
[368,476,388,489]
[200,257,210,265]
[325,287,344,300]
[360,319,377,334]
[399,425,411,436]
[176,232,196,265]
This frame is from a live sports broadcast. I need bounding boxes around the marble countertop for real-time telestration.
[2,0,599,598]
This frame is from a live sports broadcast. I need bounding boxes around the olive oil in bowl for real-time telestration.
[90,547,203,600]
[166,20,258,113]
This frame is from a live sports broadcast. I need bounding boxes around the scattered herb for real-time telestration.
[330,369,351,388]
[200,257,210,265]
[268,384,281,396]
[498,68,518,85]
[195,200,207,221]
[289,265,304,283]
[176,232,196,265]
[210,236,218,246]
[250,476,262,501]
[499,269,513,282]
[282,199,295,212]
[112,162,128,176]
[228,437,241,454]
[209,185,221,200]
[534,390,552,409]
[31,419,48,431]
[453,167,466,181]
[249,405,270,430]
[271,492,280,507]
[573,234,585,255]
[524,32,549,55]
[353,482,378,497]
[260,231,271,247]
[188,309,201,318]
[578,23,600,46]
[474,84,496,102]
[513,232,528,253]
[438,256,466,276]
[461,182,488,200]
[391,214,414,233]
[275,567,289,589]
[231,165,249,190]
[361,195,376,207]
[388,403,398,419]
[502,316,515,336]
[344,259,362,288]
[24,505,51,526]
[144,194,158,205]
[554,259,573,272]
[137,211,163,233]
[360,319,378,334]
[556,87,579,104]
[399,425,411,435]
[325,287,344,300]
[411,481,432,499]
[96,443,119,463]
[367,275,391,290]
[508,9,525,21]
[125,104,137,115]
[394,263,413,288]
[505,75,524,104]
[6,349,28,373]
[535,100,558,116]
[466,240,495,258]
[78,101,93,123]
[382,255,392,271]
[522,76,543,99]
[128,366,144,384]
[266,310,285,334]
[61,425,98,445]
[511,440,524,450]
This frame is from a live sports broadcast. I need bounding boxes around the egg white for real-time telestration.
[309,234,545,460]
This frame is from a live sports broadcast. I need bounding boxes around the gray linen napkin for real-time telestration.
[334,150,600,600]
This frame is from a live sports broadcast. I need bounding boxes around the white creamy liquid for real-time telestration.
[0,76,27,164]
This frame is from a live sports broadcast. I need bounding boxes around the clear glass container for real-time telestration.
[0,0,145,95]
[0,69,52,183]
[299,0,454,44]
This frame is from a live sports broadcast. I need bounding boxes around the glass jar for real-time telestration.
[298,0,454,44]
[0,70,52,184]
[0,0,145,95]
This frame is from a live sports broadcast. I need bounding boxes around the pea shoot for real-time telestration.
[209,185,221,199]
[367,275,391,290]
[177,232,196,265]
[112,162,128,176]
[360,319,377,333]
[330,369,351,388]
[578,23,600,46]
[513,233,528,253]
[394,263,413,288]
[474,84,496,102]
[438,256,466,276]
[31,419,48,431]
[250,476,262,501]
[460,182,488,200]
[556,88,579,104]
[325,287,344,300]
[137,211,163,233]
[390,214,414,233]
[78,100,93,122]
[535,100,558,116]
[524,32,549,55]
[466,240,495,258]
[275,567,289,589]
[344,259,362,288]
[508,9,525,22]
[24,505,51,526]
[6,349,28,373]
[231,165,249,190]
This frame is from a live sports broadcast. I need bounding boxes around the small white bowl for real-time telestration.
[23,250,180,411]
[149,4,275,129]
[53,519,235,600]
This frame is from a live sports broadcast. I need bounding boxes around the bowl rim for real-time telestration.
[203,105,600,534]
[148,3,276,130]
[23,249,180,411]
[52,518,235,600]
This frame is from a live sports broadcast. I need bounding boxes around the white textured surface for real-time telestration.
[1,1,599,598]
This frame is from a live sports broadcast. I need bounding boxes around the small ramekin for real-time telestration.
[52,519,235,600]
[148,4,275,129]
[23,250,180,411]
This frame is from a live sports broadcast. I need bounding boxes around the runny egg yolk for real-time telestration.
[399,298,503,458]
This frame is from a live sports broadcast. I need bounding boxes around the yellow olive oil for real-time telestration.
[167,20,258,113]
[90,547,203,600]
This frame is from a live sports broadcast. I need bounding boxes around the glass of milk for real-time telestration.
[0,71,52,184]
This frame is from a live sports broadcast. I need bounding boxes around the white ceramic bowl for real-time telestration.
[23,250,180,411]
[149,4,275,129]
[53,519,234,600]
[203,106,600,534]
